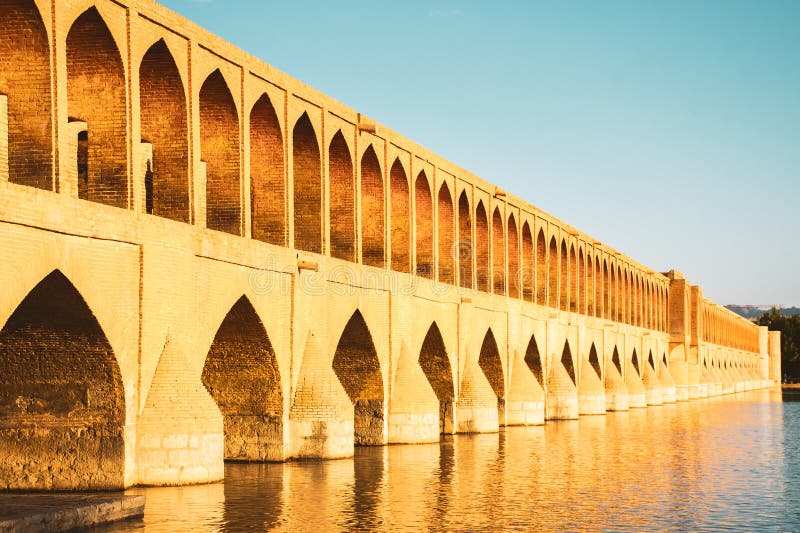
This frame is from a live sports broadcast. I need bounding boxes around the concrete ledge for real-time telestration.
[0,493,144,532]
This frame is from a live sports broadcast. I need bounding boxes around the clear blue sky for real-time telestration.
[161,0,799,305]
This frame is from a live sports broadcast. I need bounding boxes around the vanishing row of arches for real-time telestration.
[702,302,760,352]
[0,0,671,331]
[0,268,764,488]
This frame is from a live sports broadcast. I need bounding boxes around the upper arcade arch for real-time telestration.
[0,0,52,189]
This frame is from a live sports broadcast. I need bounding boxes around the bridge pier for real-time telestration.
[658,363,677,403]
[388,343,440,443]
[577,357,606,415]
[506,351,545,425]
[642,361,664,406]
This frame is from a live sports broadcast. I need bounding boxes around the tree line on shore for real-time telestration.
[757,308,800,383]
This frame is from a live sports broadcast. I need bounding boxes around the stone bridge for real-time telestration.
[0,0,781,490]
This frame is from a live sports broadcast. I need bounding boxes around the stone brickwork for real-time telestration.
[0,0,780,491]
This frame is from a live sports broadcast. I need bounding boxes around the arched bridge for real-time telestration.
[0,0,781,490]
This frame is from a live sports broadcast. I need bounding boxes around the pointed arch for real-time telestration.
[202,296,283,460]
[333,310,384,445]
[479,329,504,398]
[491,208,505,295]
[647,350,655,371]
[0,270,125,489]
[611,346,622,375]
[588,343,601,378]
[250,93,285,245]
[524,335,544,386]
[578,248,585,314]
[390,158,409,272]
[536,230,547,305]
[415,171,434,278]
[0,0,52,188]
[603,259,610,319]
[293,113,322,253]
[609,263,617,322]
[616,264,623,322]
[568,244,577,312]
[329,130,355,261]
[548,236,559,309]
[479,329,506,419]
[631,348,640,377]
[507,214,520,298]
[360,145,384,268]
[559,240,568,311]
[457,191,473,289]
[140,39,189,222]
[200,70,240,235]
[624,269,632,324]
[475,201,490,292]
[419,322,454,434]
[522,222,534,301]
[586,251,595,316]
[595,256,603,318]
[67,7,127,207]
[437,182,455,284]
[561,340,575,384]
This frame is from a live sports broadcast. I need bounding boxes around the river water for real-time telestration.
[109,389,799,532]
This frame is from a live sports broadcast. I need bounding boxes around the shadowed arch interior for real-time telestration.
[479,329,505,420]
[293,113,322,253]
[589,344,601,378]
[361,146,384,267]
[648,350,655,371]
[329,131,355,261]
[475,201,489,292]
[562,341,575,384]
[507,214,520,298]
[458,191,473,289]
[415,171,434,279]
[67,7,127,208]
[612,346,622,375]
[438,182,455,284]
[140,39,189,222]
[522,222,534,301]
[250,93,285,245]
[201,296,283,461]
[632,349,640,376]
[560,240,569,310]
[332,311,384,445]
[200,70,240,235]
[536,230,547,304]
[663,353,668,368]
[578,248,585,314]
[492,208,505,295]
[587,252,595,316]
[419,323,454,434]
[569,245,577,312]
[390,159,410,272]
[595,256,602,317]
[0,0,52,189]
[524,335,544,386]
[0,270,125,490]
[548,237,559,308]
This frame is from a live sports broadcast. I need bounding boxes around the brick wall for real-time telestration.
[389,159,410,272]
[360,146,384,268]
[250,93,285,245]
[139,40,189,222]
[200,70,241,235]
[66,8,127,208]
[292,113,322,253]
[0,271,125,490]
[0,0,52,190]
[328,131,355,261]
[437,183,455,284]
[414,171,433,279]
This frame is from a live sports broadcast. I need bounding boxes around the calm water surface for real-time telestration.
[109,390,800,531]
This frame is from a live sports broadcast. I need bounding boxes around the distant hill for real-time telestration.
[725,305,800,320]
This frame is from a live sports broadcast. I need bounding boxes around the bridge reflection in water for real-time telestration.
[114,390,792,532]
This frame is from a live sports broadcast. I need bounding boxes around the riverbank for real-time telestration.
[0,493,144,532]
